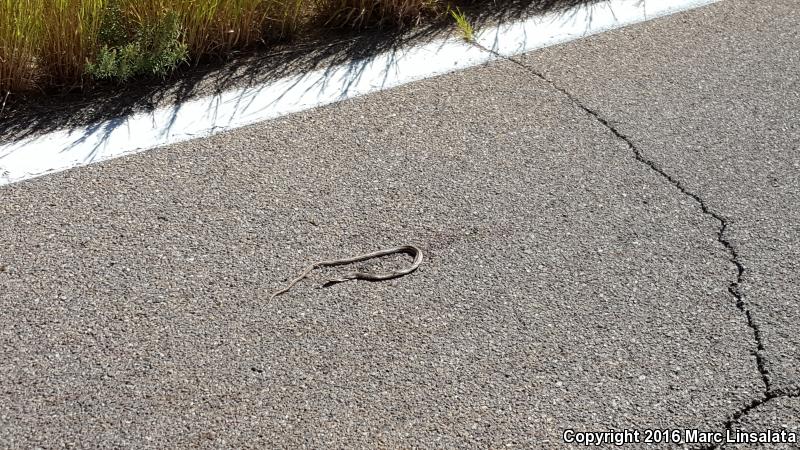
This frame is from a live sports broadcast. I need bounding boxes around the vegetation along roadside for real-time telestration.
[0,0,478,93]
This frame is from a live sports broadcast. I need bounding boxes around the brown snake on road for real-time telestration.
[269,245,423,300]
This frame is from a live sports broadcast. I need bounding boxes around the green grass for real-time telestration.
[0,0,455,93]
[450,7,473,42]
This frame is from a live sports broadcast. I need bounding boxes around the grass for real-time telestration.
[41,0,106,86]
[450,7,473,42]
[1,0,43,92]
[0,0,477,94]
[316,0,437,29]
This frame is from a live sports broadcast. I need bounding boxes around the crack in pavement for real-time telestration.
[701,388,800,450]
[469,43,792,437]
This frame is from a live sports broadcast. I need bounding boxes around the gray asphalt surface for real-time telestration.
[0,0,797,447]
[520,0,799,403]
[731,397,800,449]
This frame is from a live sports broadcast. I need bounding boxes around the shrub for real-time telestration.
[86,10,188,82]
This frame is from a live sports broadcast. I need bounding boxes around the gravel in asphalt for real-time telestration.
[518,0,800,416]
[730,397,800,449]
[0,1,787,446]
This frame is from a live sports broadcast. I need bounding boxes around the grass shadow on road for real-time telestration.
[0,0,597,145]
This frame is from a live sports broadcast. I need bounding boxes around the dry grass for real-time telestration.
[315,0,437,28]
[0,0,452,93]
[0,0,43,92]
[96,0,279,59]
[39,0,107,86]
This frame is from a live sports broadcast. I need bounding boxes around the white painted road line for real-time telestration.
[0,0,720,186]
[475,0,720,56]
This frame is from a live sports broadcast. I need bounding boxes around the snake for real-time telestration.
[269,245,423,300]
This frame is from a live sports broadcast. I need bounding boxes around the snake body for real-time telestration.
[270,245,423,300]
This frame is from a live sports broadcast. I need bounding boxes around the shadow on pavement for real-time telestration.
[0,0,596,144]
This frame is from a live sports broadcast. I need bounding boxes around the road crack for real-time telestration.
[472,45,788,438]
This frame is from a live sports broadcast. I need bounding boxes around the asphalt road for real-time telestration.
[0,0,797,447]
[520,0,800,429]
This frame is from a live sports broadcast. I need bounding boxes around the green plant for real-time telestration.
[450,7,473,42]
[86,11,188,82]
